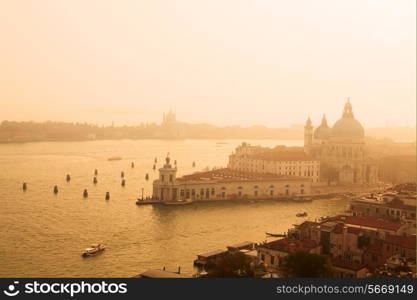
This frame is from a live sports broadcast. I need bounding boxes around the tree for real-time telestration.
[207,252,255,278]
[281,251,332,277]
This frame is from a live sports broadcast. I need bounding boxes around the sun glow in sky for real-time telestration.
[0,0,415,127]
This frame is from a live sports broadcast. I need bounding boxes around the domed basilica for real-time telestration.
[304,100,378,185]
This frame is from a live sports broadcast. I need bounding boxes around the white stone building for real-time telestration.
[228,143,320,183]
[152,156,312,202]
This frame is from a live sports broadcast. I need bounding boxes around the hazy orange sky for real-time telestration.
[0,0,415,127]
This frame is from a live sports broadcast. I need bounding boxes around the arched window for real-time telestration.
[254,185,258,189]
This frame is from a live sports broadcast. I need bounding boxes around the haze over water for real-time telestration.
[0,139,350,277]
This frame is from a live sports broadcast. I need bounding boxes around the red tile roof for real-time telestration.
[177,168,309,183]
[333,215,404,232]
[249,151,316,162]
[259,238,318,253]
[384,235,416,250]
[299,221,319,228]
[385,201,416,211]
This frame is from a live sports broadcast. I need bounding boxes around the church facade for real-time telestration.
[304,100,378,185]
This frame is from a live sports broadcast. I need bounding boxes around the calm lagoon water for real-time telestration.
[0,139,348,277]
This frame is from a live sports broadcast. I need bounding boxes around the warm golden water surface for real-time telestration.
[0,139,349,277]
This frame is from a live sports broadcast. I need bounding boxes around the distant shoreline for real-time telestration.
[0,137,305,144]
[0,137,414,145]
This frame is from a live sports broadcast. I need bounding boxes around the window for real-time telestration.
[191,189,195,196]
[161,175,164,181]
[211,188,215,196]
[270,256,275,265]
[169,175,173,182]
[200,189,204,196]
[222,192,225,198]
[270,190,274,196]
[261,254,265,262]
[254,190,258,196]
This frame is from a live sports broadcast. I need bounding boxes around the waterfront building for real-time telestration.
[152,156,312,202]
[228,143,320,183]
[304,100,378,185]
[349,195,416,226]
[257,238,320,271]
[363,235,416,272]
[274,212,416,277]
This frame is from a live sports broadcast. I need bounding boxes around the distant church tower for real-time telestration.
[304,117,313,148]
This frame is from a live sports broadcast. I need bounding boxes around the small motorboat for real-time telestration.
[265,232,286,237]
[163,199,193,206]
[108,156,122,161]
[296,212,308,217]
[82,244,105,257]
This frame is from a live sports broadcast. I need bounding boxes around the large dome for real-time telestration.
[330,100,365,139]
[332,114,364,139]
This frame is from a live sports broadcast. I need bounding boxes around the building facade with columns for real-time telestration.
[228,143,320,183]
[304,100,378,185]
[152,156,312,202]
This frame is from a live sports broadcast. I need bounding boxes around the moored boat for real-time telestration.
[296,212,308,217]
[82,244,105,257]
[265,232,286,237]
[108,156,122,161]
[163,199,193,205]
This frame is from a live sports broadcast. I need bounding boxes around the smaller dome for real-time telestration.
[314,115,331,139]
[314,126,331,139]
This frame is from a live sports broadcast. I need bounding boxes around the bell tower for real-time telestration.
[304,117,313,147]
